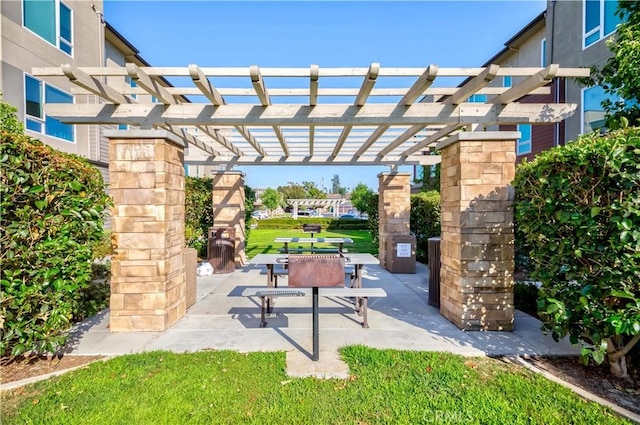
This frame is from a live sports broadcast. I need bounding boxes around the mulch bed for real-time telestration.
[1,355,105,384]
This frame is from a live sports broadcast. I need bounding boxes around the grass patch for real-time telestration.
[246,229,376,259]
[1,347,630,424]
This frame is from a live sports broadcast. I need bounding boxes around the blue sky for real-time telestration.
[103,0,546,191]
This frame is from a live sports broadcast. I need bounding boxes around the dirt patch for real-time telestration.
[525,356,640,415]
[1,355,105,385]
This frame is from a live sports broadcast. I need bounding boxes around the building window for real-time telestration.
[503,76,512,88]
[126,76,138,100]
[584,0,622,48]
[23,0,73,55]
[541,38,547,66]
[582,85,621,134]
[118,124,128,130]
[517,124,532,155]
[24,75,74,142]
[467,94,487,103]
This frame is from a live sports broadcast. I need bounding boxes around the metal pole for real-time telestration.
[312,286,319,361]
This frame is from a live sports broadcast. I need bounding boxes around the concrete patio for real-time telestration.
[63,262,578,376]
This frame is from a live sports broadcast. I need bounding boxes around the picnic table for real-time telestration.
[274,237,353,254]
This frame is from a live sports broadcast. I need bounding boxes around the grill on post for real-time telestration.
[287,254,345,361]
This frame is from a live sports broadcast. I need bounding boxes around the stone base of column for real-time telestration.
[212,171,246,266]
[377,172,411,270]
[106,130,186,332]
[438,132,518,331]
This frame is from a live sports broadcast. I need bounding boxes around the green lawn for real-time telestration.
[1,347,629,424]
[246,228,376,259]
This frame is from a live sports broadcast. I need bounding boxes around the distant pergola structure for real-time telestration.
[288,198,345,218]
[34,63,589,333]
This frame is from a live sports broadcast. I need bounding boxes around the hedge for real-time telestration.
[1,133,111,358]
[410,191,441,263]
[514,126,640,375]
[255,217,369,231]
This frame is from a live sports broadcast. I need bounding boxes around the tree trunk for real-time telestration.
[607,353,628,379]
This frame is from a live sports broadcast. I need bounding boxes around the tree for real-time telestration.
[350,183,374,214]
[302,181,326,199]
[579,3,640,129]
[260,188,281,212]
[331,174,341,194]
[277,183,306,204]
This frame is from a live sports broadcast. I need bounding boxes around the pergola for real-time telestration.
[34,63,589,333]
[287,199,345,218]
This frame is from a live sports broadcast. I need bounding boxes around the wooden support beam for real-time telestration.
[161,125,220,157]
[310,64,319,106]
[399,64,438,106]
[61,64,132,104]
[196,125,241,155]
[400,124,464,156]
[355,63,380,106]
[331,63,379,157]
[309,125,315,156]
[185,154,441,166]
[377,124,425,157]
[250,65,288,155]
[446,64,500,105]
[45,102,579,127]
[126,63,177,104]
[233,125,267,156]
[352,125,389,159]
[189,64,225,105]
[490,64,559,105]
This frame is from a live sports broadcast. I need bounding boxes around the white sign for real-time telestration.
[397,243,412,258]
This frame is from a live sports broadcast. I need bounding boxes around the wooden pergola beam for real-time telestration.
[400,124,464,157]
[196,125,241,156]
[376,124,425,158]
[490,64,559,105]
[61,64,132,104]
[446,64,500,105]
[126,63,177,105]
[233,125,267,156]
[250,65,289,155]
[185,154,441,166]
[399,64,438,106]
[189,64,225,105]
[331,63,379,157]
[45,102,579,126]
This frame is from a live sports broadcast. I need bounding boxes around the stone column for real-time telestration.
[439,132,518,331]
[377,172,411,269]
[211,171,246,266]
[106,130,186,332]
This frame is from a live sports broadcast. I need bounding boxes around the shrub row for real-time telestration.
[255,217,369,231]
[410,191,441,263]
[1,132,111,358]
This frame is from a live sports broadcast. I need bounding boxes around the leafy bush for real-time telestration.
[514,127,640,378]
[185,177,214,258]
[410,191,441,263]
[365,194,379,248]
[0,133,111,358]
[0,93,24,134]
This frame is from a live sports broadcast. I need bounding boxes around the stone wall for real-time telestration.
[212,171,246,266]
[377,172,411,269]
[107,131,186,332]
[438,132,518,331]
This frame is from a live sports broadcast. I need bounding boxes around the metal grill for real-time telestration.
[287,254,345,288]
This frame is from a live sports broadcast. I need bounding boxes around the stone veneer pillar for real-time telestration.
[377,172,411,270]
[211,171,246,266]
[439,132,519,331]
[106,130,186,332]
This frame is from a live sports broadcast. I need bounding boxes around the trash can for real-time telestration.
[208,227,236,274]
[428,237,441,307]
[386,234,416,273]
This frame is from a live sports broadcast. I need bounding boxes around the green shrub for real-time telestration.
[185,177,214,258]
[0,133,111,358]
[0,93,24,135]
[366,194,379,248]
[410,191,441,263]
[514,127,640,377]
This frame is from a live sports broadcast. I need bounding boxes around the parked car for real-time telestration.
[339,213,358,219]
[251,210,268,220]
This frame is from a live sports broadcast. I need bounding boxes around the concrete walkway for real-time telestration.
[64,263,579,377]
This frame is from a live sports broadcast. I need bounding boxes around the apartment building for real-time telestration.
[1,0,105,173]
